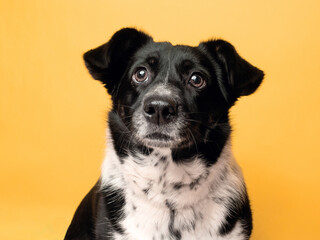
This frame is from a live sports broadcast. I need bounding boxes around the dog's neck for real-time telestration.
[100,128,243,210]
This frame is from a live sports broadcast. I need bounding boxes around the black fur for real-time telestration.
[65,28,263,239]
[65,182,126,240]
[218,195,252,236]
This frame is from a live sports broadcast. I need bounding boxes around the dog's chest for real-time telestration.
[121,148,212,208]
[121,196,225,240]
[112,149,244,240]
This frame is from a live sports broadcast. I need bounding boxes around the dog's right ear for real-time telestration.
[83,28,152,92]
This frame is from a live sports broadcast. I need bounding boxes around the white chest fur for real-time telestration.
[101,131,247,240]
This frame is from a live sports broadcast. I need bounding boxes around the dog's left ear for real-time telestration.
[83,28,152,93]
[199,40,264,98]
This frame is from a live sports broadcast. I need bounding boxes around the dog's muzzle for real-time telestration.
[132,85,185,148]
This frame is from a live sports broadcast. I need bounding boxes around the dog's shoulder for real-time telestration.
[65,183,99,240]
[65,181,126,240]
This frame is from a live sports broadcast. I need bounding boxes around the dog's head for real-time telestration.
[84,28,263,161]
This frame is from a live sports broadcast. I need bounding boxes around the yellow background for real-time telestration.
[1,0,320,239]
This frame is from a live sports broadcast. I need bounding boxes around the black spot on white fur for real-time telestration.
[173,182,183,190]
[159,156,167,162]
[166,200,182,240]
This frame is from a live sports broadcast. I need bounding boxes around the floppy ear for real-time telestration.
[83,28,152,92]
[199,40,264,98]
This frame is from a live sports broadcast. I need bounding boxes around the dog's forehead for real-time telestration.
[134,41,201,64]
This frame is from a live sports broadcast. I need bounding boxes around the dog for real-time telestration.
[65,28,264,240]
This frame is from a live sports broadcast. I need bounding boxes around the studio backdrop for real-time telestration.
[1,0,320,239]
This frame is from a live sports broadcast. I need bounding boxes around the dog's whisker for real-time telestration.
[118,104,136,110]
[187,127,199,154]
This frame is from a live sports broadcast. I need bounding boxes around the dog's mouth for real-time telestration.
[135,130,191,148]
[145,132,173,141]
[138,132,176,148]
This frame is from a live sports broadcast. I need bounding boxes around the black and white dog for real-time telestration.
[65,28,264,240]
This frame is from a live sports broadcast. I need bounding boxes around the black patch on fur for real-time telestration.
[169,209,181,239]
[165,200,175,211]
[165,200,181,239]
[192,221,196,230]
[218,195,252,238]
[142,180,154,195]
[64,184,98,240]
[100,185,126,234]
[158,174,164,183]
[162,181,167,188]
[189,179,199,190]
[142,188,150,195]
[65,181,126,239]
[240,197,253,238]
[173,182,183,190]
[171,123,231,167]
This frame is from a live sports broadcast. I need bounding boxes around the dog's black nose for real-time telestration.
[143,97,177,125]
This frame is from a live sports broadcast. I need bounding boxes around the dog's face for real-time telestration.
[128,42,225,149]
[84,28,263,160]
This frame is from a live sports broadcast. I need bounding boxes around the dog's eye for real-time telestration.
[133,67,149,83]
[189,73,206,89]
